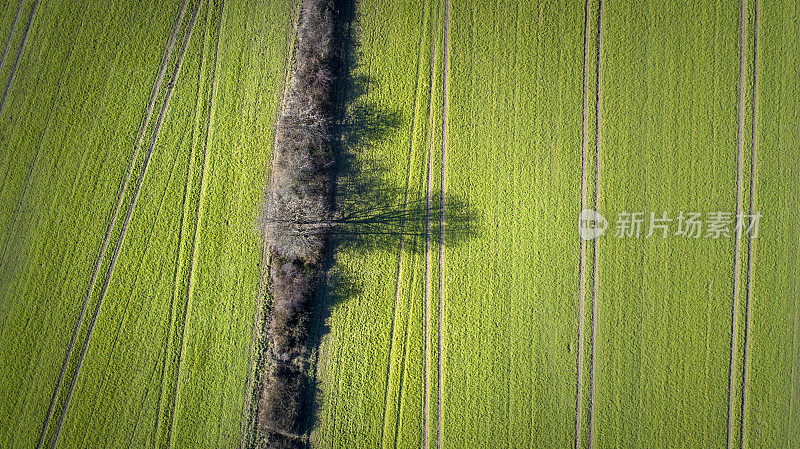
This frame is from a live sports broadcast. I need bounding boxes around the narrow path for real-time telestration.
[48,0,203,446]
[727,0,750,447]
[155,20,205,449]
[35,1,190,447]
[155,0,216,446]
[128,359,162,447]
[392,282,415,449]
[587,1,603,447]
[379,24,428,445]
[380,239,407,448]
[0,0,25,74]
[437,0,450,447]
[423,9,439,449]
[166,3,222,446]
[0,0,38,117]
[574,0,592,447]
[740,0,760,444]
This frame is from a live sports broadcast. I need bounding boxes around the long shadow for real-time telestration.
[300,0,481,442]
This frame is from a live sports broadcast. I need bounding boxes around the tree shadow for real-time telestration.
[299,0,482,442]
[329,90,479,255]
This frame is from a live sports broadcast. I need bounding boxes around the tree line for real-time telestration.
[257,0,338,447]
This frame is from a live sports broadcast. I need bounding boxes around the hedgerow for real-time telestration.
[256,0,338,445]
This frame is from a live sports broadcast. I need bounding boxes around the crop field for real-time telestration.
[312,0,800,448]
[0,0,798,448]
[0,0,295,446]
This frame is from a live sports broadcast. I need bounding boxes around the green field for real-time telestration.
[312,0,800,448]
[0,0,294,446]
[1,0,798,448]
[595,0,739,446]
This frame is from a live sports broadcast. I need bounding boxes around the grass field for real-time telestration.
[311,0,800,448]
[0,0,798,448]
[746,1,800,446]
[0,0,294,446]
[594,0,740,446]
[311,0,443,447]
[444,0,584,447]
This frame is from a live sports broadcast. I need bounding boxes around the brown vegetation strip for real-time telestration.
[47,0,202,446]
[35,1,191,447]
[257,1,338,446]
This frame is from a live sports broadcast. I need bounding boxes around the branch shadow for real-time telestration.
[300,0,482,442]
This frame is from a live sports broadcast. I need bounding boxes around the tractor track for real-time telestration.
[0,2,84,270]
[437,0,449,447]
[574,0,592,446]
[727,0,754,446]
[587,1,604,447]
[35,1,191,447]
[0,0,38,117]
[739,0,759,444]
[379,21,428,445]
[0,120,40,267]
[241,1,300,446]
[165,1,222,446]
[422,6,438,448]
[46,0,202,446]
[0,0,25,75]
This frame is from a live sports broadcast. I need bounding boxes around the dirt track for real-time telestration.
[739,0,760,444]
[436,0,450,447]
[587,1,604,447]
[0,0,25,74]
[574,0,592,447]
[36,1,191,447]
[45,0,202,447]
[0,0,39,116]
[726,0,754,446]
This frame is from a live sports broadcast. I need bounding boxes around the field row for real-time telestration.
[312,0,446,447]
[311,0,800,448]
[0,0,294,447]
